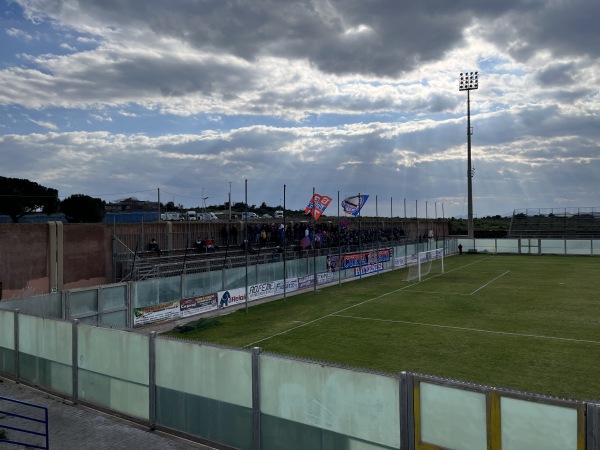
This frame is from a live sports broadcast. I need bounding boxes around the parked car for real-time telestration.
[185,210,197,221]
[241,212,260,220]
[262,213,272,218]
[161,212,183,221]
[274,210,284,219]
[198,212,218,221]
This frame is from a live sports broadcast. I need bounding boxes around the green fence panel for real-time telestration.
[77,325,149,420]
[565,240,592,256]
[496,239,519,253]
[0,293,62,318]
[155,339,252,449]
[539,239,565,255]
[0,310,15,376]
[18,315,72,396]
[418,381,487,450]
[158,276,182,303]
[133,279,159,308]
[260,354,400,450]
[500,396,580,450]
[223,266,248,291]
[68,289,98,316]
[101,284,127,310]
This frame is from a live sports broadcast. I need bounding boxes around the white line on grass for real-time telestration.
[332,315,600,345]
[242,283,416,348]
[242,256,492,348]
[401,290,470,296]
[469,271,510,296]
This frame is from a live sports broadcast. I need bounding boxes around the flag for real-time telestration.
[341,195,369,216]
[305,193,332,221]
[300,236,311,249]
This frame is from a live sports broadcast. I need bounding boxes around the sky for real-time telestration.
[1,0,599,219]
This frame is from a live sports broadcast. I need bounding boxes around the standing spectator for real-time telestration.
[220,225,229,246]
[254,224,261,244]
[229,224,238,244]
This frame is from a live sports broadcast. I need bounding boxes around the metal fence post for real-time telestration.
[72,319,79,404]
[97,286,103,326]
[400,371,415,450]
[13,309,19,383]
[587,403,600,450]
[127,281,134,330]
[149,331,157,431]
[252,346,261,450]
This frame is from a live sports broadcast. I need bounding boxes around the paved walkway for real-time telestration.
[0,378,217,450]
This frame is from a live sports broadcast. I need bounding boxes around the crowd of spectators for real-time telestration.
[238,221,409,251]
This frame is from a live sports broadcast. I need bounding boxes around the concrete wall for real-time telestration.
[0,224,50,299]
[0,223,113,300]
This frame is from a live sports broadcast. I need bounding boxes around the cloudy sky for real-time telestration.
[1,0,599,218]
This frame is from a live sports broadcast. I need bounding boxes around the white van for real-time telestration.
[274,210,284,219]
[241,212,259,220]
[185,211,197,221]
[198,212,218,221]
[161,212,183,221]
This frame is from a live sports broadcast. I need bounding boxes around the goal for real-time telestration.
[406,248,445,282]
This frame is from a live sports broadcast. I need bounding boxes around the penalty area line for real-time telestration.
[469,271,510,296]
[243,279,421,348]
[331,315,600,346]
[242,255,494,349]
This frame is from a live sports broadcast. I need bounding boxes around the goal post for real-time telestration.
[406,248,444,282]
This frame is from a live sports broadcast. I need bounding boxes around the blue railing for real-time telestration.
[0,396,49,449]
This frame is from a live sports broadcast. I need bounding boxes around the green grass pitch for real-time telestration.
[164,253,600,401]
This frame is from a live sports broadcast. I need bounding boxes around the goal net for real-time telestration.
[406,248,444,282]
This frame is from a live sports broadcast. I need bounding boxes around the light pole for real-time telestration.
[459,71,478,239]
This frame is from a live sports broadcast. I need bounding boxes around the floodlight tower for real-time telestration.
[459,71,478,239]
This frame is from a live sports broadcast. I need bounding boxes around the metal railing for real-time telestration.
[0,396,49,449]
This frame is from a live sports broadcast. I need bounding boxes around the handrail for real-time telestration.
[0,396,49,449]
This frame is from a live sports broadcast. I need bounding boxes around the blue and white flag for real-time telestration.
[341,195,369,216]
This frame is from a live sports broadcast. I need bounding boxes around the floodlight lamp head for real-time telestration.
[459,71,479,91]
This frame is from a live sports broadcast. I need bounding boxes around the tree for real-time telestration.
[60,194,106,223]
[0,176,59,223]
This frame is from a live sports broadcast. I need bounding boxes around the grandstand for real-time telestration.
[508,207,600,238]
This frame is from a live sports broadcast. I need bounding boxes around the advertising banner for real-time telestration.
[298,274,314,289]
[394,256,407,268]
[354,262,384,276]
[340,248,392,270]
[274,278,299,295]
[217,287,246,309]
[180,294,218,318]
[317,272,334,284]
[248,282,275,301]
[134,301,180,326]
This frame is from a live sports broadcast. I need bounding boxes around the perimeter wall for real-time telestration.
[0,219,448,300]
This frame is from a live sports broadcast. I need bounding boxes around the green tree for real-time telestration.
[60,194,106,223]
[0,176,59,223]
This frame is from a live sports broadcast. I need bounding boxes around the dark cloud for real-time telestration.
[3,0,600,217]
[16,0,527,77]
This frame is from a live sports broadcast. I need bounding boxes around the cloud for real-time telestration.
[27,117,58,130]
[6,27,33,41]
[1,0,599,217]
